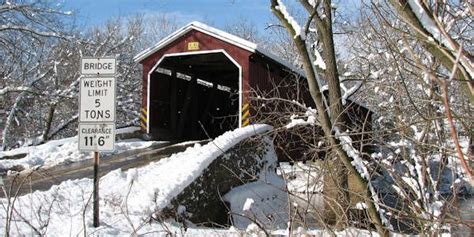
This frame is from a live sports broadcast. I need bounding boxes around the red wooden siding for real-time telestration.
[140,30,253,117]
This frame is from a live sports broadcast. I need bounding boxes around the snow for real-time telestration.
[0,124,272,235]
[340,82,361,105]
[407,0,473,79]
[385,135,472,230]
[285,108,317,129]
[314,48,326,70]
[320,84,329,92]
[278,162,323,193]
[224,157,325,232]
[271,227,388,237]
[225,176,288,229]
[334,128,390,227]
[278,162,325,230]
[407,0,450,51]
[0,127,153,172]
[370,69,383,79]
[342,71,353,77]
[355,202,368,210]
[224,143,288,230]
[1,127,141,158]
[0,86,31,95]
[275,0,305,40]
[242,198,254,211]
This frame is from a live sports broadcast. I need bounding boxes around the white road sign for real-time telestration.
[79,123,115,152]
[81,57,116,75]
[79,77,116,122]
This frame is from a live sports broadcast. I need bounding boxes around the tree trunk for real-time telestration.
[271,1,388,236]
[318,2,351,229]
[301,0,351,229]
[41,103,57,144]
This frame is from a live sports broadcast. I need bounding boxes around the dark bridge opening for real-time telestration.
[149,52,240,141]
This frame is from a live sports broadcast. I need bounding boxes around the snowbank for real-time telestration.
[224,172,288,229]
[224,161,326,231]
[223,137,288,229]
[102,124,272,215]
[0,124,272,236]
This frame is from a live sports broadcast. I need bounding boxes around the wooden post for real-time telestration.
[199,82,218,135]
[177,76,197,138]
[170,70,177,134]
[93,151,100,227]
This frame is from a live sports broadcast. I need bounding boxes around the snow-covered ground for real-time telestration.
[225,173,289,230]
[0,127,162,174]
[1,124,470,236]
[0,124,273,236]
[224,140,288,230]
[278,162,323,194]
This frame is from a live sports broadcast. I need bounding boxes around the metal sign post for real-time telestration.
[93,151,99,227]
[79,57,116,228]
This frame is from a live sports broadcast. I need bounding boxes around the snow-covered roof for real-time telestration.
[134,21,305,77]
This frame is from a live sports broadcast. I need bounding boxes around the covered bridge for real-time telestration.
[134,21,307,141]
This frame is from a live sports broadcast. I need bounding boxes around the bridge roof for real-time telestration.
[133,21,304,77]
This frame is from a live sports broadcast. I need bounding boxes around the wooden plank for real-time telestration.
[191,88,199,138]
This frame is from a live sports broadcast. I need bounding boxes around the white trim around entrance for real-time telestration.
[146,49,243,134]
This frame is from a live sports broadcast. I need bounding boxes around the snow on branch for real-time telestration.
[0,86,32,96]
[403,0,473,79]
[0,24,66,39]
[285,108,317,129]
[47,114,78,139]
[406,1,450,50]
[273,0,305,40]
[0,1,72,15]
[313,46,326,70]
[340,82,362,105]
[307,0,319,8]
[334,128,391,227]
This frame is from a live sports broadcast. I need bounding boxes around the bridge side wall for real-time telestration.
[159,135,275,226]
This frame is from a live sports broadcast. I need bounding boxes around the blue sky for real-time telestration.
[61,0,362,39]
[62,0,272,29]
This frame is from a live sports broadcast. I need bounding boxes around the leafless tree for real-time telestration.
[1,0,72,150]
[342,1,473,234]
[256,0,473,235]
[1,8,178,150]
[269,0,388,235]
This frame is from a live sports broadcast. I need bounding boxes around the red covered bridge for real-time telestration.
[134,21,307,141]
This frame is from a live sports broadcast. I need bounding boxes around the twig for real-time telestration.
[442,45,473,184]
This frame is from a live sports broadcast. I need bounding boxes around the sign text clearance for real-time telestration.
[79,123,115,151]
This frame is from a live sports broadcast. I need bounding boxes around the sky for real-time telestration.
[60,0,362,45]
[62,0,273,30]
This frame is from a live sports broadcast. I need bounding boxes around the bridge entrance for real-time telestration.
[148,51,241,140]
